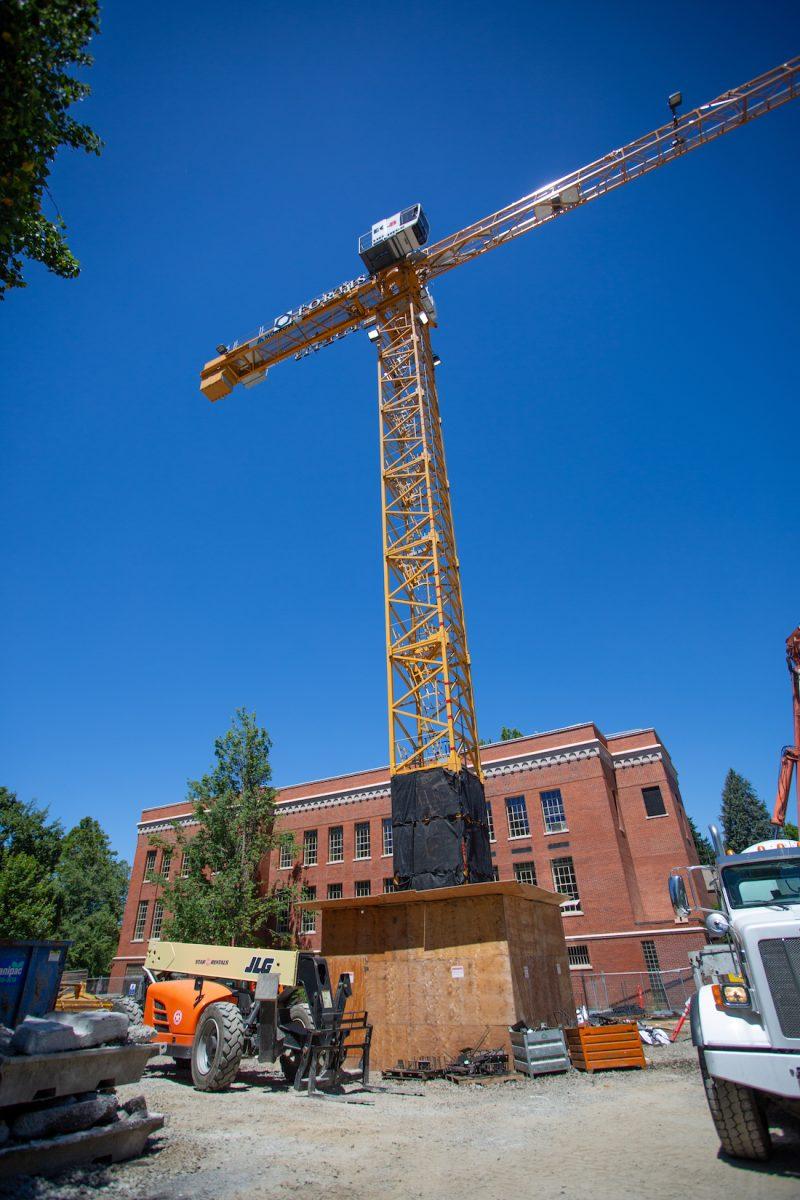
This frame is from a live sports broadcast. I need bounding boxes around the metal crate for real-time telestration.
[510,1027,570,1077]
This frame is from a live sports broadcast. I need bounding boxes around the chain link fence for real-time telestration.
[574,967,694,1017]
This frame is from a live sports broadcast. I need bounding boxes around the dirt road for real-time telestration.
[6,1043,799,1199]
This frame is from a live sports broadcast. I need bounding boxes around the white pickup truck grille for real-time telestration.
[759,937,800,1038]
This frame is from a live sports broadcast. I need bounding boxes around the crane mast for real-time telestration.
[200,56,798,888]
[376,267,481,777]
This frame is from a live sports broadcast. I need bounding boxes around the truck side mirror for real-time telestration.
[704,910,730,939]
[669,872,692,918]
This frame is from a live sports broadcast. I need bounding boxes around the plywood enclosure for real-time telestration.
[314,881,573,1072]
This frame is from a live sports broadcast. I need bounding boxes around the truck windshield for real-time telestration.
[722,858,800,909]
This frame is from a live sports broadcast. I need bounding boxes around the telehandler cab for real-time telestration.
[140,940,371,1092]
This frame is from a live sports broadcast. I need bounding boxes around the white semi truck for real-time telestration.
[669,831,800,1160]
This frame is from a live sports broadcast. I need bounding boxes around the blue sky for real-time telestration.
[2,2,798,862]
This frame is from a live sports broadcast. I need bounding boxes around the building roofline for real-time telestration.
[137,720,665,816]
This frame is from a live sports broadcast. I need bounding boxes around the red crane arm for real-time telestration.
[772,626,800,828]
[419,57,800,281]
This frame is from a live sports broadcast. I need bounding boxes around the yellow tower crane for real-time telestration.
[201,57,798,886]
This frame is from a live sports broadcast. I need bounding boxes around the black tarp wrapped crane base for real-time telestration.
[391,767,493,891]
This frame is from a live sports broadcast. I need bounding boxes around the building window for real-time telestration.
[505,795,530,839]
[382,818,393,857]
[486,802,495,842]
[161,850,172,877]
[540,789,567,834]
[642,786,667,818]
[514,861,537,886]
[551,856,581,913]
[355,822,371,860]
[133,900,148,941]
[303,830,318,867]
[144,849,157,881]
[150,900,164,940]
[383,878,397,893]
[568,944,591,969]
[279,840,294,870]
[275,889,290,935]
[641,939,669,1008]
[491,866,500,882]
[301,887,317,934]
[180,851,190,878]
[355,880,371,897]
[327,882,343,900]
[328,826,344,863]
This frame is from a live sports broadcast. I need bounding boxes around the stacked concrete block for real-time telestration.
[0,1008,162,1180]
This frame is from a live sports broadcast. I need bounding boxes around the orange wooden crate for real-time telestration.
[564,1022,646,1072]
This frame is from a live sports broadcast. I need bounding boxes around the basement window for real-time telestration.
[132,900,148,942]
[642,787,667,818]
[568,944,591,969]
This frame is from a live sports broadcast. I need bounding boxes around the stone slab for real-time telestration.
[51,1010,129,1048]
[0,1044,157,1109]
[0,1112,164,1179]
[10,1018,81,1056]
[11,1091,118,1140]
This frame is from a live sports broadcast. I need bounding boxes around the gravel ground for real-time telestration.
[4,1038,799,1200]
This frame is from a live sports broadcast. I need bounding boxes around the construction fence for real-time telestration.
[572,967,694,1017]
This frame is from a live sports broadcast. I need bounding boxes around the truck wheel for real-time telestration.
[191,1002,245,1091]
[280,1002,317,1084]
[111,996,144,1026]
[699,1052,771,1161]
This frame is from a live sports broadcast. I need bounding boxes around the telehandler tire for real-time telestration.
[191,1001,245,1091]
[111,995,144,1026]
[280,1001,319,1084]
[699,1051,771,1161]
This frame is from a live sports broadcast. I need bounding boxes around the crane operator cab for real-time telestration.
[359,204,429,274]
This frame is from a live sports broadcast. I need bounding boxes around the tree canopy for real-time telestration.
[720,768,774,854]
[687,814,715,866]
[0,787,128,973]
[157,709,293,946]
[0,0,102,297]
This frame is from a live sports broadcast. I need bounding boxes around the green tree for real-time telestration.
[0,788,62,937]
[158,709,291,946]
[0,0,102,298]
[781,820,798,841]
[500,726,523,741]
[55,817,129,975]
[720,769,773,854]
[0,851,58,938]
[687,815,715,866]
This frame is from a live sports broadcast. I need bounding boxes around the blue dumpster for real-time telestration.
[0,941,70,1027]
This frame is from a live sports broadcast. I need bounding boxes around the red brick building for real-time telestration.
[111,723,707,1011]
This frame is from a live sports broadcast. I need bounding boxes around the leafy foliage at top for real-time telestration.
[0,787,129,974]
[156,709,296,947]
[0,0,102,297]
[720,768,774,854]
[500,726,523,741]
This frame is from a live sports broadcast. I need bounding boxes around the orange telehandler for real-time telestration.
[140,940,371,1093]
